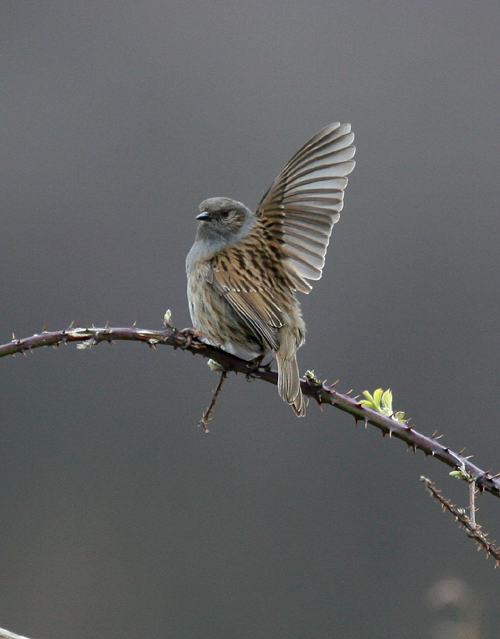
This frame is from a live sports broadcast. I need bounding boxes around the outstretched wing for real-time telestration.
[256,122,355,293]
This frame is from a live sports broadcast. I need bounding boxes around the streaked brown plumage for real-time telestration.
[186,122,355,416]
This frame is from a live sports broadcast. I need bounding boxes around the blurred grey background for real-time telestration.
[1,1,499,638]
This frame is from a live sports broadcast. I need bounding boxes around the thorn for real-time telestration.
[133,320,137,327]
[459,448,466,455]
[105,319,109,328]
[353,395,360,401]
[68,321,75,329]
[329,380,340,389]
[12,332,16,340]
[364,420,368,429]
[465,455,474,460]
[346,389,353,395]
[435,434,444,440]
[42,322,47,332]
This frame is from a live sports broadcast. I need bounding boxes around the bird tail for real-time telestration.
[276,329,306,417]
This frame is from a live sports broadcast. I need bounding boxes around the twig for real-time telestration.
[421,477,500,567]
[198,371,228,432]
[2,324,500,498]
[469,481,477,528]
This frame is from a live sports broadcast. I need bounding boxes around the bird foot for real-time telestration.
[245,354,272,380]
[179,327,205,349]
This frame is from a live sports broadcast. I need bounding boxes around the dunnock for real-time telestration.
[186,122,355,416]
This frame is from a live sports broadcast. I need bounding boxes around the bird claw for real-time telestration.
[245,354,270,380]
[179,327,204,349]
[261,359,274,373]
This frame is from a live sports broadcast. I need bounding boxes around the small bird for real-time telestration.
[186,122,355,416]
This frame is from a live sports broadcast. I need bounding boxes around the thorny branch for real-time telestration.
[422,477,500,566]
[2,324,500,499]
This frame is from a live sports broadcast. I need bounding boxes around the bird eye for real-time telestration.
[219,210,231,219]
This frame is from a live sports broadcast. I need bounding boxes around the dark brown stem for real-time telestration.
[422,477,500,566]
[2,324,500,499]
[198,371,228,432]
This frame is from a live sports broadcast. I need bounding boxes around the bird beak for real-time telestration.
[196,211,211,221]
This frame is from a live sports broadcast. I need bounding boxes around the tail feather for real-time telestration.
[276,329,306,417]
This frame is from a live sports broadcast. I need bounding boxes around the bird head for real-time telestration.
[195,197,255,245]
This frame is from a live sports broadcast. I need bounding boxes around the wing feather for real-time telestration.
[210,260,283,351]
[256,122,355,289]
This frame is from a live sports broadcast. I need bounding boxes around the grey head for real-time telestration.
[193,197,255,254]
